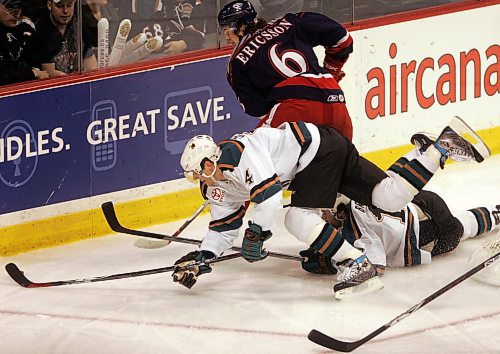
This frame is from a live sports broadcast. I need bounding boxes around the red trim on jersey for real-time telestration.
[273,75,341,90]
[325,33,353,54]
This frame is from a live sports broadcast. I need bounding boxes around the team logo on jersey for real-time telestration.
[211,187,225,201]
[245,169,253,185]
[327,95,338,102]
[327,94,345,103]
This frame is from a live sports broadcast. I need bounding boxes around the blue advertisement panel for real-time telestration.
[0,57,258,214]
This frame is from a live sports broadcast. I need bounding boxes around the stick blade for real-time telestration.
[308,329,359,352]
[101,201,123,232]
[134,239,171,249]
[5,263,34,288]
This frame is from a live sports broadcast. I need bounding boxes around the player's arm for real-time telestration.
[172,201,246,289]
[239,149,284,261]
[227,61,270,117]
[292,12,353,80]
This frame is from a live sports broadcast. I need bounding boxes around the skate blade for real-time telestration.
[450,116,491,162]
[334,276,384,300]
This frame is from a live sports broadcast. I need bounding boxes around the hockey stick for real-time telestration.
[308,250,500,352]
[5,252,240,288]
[102,202,303,262]
[133,200,209,249]
[136,201,290,249]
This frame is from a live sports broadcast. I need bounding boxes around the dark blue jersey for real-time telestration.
[226,12,353,117]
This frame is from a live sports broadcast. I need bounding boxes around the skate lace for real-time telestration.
[439,132,474,161]
[336,259,362,282]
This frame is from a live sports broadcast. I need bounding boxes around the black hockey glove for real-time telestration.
[241,221,272,263]
[299,247,337,275]
[172,250,214,289]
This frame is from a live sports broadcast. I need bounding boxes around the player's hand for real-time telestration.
[163,40,188,55]
[32,68,49,79]
[172,250,214,288]
[299,248,337,274]
[323,58,346,82]
[241,222,272,262]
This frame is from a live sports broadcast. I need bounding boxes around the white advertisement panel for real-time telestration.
[333,5,499,153]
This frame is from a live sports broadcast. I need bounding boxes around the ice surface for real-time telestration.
[1,156,499,354]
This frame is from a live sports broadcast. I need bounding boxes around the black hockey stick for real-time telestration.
[308,250,500,352]
[101,201,303,262]
[134,200,209,249]
[5,252,241,288]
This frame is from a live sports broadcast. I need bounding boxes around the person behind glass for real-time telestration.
[0,0,48,85]
[247,0,303,21]
[29,0,97,77]
[218,0,354,140]
[82,0,120,52]
[162,0,207,55]
[116,0,209,57]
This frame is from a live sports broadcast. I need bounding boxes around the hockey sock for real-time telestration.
[309,223,345,259]
[388,148,437,191]
[308,223,364,262]
[455,207,497,240]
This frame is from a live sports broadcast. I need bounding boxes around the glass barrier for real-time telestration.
[0,0,475,87]
[351,0,469,21]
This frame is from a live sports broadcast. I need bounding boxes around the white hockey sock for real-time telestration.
[331,242,363,262]
[454,206,497,240]
[421,145,442,172]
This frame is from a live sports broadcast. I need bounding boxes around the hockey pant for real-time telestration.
[285,127,443,261]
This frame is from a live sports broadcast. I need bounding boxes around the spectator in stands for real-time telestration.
[0,0,48,85]
[162,0,213,54]
[28,0,97,76]
[116,0,212,57]
[82,0,120,52]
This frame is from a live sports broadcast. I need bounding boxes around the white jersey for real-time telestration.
[200,122,320,256]
[343,201,431,267]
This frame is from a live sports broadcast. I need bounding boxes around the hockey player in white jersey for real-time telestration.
[172,117,490,299]
[302,190,499,277]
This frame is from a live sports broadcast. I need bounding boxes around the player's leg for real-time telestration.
[412,190,464,256]
[453,205,500,240]
[344,117,490,213]
[284,206,383,299]
[410,116,490,167]
[287,134,383,299]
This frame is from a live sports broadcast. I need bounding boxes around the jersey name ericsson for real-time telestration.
[235,19,293,64]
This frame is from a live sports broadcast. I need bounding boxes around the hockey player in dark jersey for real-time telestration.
[218,0,354,139]
[0,0,48,85]
[171,117,490,299]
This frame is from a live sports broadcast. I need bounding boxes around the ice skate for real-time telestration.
[410,132,437,152]
[333,254,384,300]
[434,116,490,164]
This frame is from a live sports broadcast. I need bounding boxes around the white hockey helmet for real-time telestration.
[180,135,221,179]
